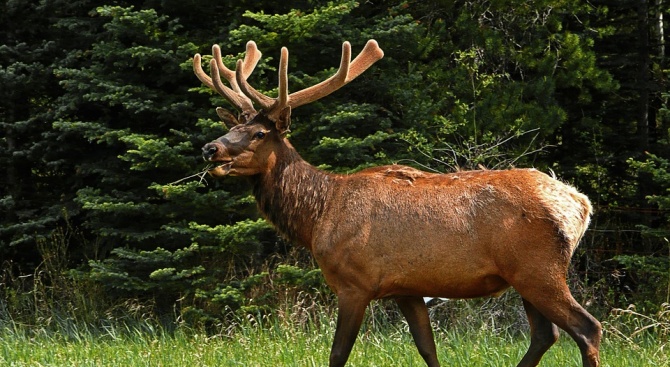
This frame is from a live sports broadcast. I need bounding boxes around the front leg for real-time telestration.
[396,296,441,367]
[329,292,371,367]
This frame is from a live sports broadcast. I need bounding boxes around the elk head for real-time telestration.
[193,40,384,177]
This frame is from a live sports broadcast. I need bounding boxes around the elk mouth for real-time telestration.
[207,160,233,176]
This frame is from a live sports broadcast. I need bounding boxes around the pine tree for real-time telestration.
[0,0,108,264]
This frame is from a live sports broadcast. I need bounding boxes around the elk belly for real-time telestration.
[380,264,511,299]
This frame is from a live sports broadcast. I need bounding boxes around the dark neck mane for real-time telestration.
[251,145,333,249]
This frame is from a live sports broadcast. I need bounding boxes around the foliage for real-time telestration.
[620,149,670,309]
[631,151,670,237]
[388,0,615,173]
[2,0,670,327]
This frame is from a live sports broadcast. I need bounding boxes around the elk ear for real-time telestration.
[216,107,240,129]
[275,106,291,134]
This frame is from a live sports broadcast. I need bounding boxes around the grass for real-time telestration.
[1,316,668,367]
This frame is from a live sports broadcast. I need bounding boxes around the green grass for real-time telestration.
[1,319,667,367]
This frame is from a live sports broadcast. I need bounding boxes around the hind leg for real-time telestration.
[517,282,601,367]
[396,296,440,367]
[517,298,560,367]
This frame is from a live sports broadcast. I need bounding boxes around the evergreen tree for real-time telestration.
[0,0,108,265]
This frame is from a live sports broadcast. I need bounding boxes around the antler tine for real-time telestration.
[236,59,275,110]
[345,39,384,82]
[193,45,256,113]
[215,42,262,91]
[287,40,383,109]
[212,45,240,93]
[193,53,214,89]
[241,41,262,81]
[285,42,350,109]
[277,47,289,111]
[236,45,289,115]
[208,59,254,112]
[211,46,257,113]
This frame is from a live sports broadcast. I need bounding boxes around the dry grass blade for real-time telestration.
[167,164,213,186]
[604,303,670,348]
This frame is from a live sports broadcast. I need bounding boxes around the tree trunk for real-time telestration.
[637,0,650,151]
[4,112,18,224]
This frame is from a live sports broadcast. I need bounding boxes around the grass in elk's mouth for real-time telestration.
[168,163,214,185]
[167,165,212,186]
[167,161,230,186]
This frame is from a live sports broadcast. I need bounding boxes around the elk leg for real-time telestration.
[516,298,560,367]
[396,296,441,367]
[518,284,601,367]
[329,293,370,367]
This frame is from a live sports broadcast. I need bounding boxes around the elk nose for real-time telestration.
[202,143,218,160]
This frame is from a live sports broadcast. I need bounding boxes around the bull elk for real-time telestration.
[192,40,601,367]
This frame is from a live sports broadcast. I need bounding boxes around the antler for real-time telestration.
[195,40,384,125]
[193,41,262,114]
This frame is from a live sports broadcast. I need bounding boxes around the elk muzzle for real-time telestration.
[202,142,233,176]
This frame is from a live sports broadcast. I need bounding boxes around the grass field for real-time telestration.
[1,317,667,367]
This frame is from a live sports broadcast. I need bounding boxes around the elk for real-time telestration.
[192,40,601,367]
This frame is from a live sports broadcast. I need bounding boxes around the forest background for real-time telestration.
[1,0,669,334]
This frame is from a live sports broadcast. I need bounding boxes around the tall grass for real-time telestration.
[2,309,668,366]
[2,277,668,366]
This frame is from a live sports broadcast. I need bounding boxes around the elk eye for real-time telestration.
[254,131,266,140]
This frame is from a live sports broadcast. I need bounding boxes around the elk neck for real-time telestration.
[251,140,334,250]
